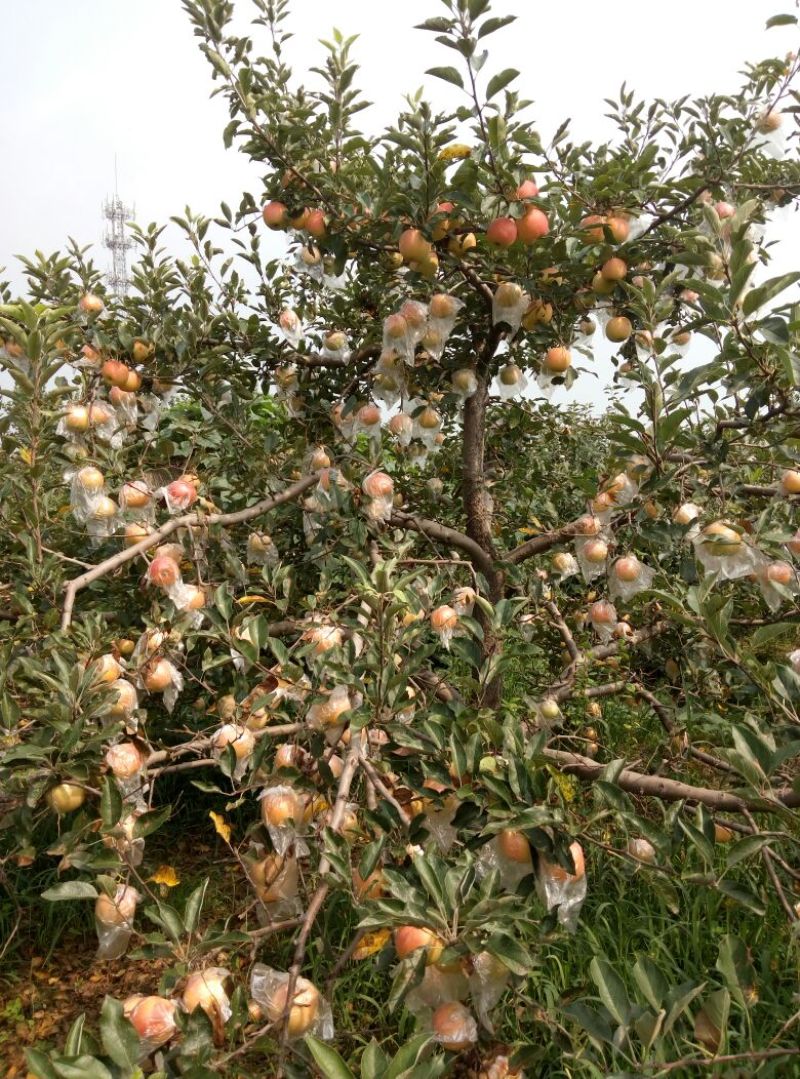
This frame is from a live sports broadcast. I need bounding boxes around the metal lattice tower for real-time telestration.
[103,164,134,295]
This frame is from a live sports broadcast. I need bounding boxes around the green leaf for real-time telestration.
[633,955,668,1012]
[717,879,765,914]
[184,880,208,934]
[589,955,631,1025]
[486,68,519,99]
[23,1049,60,1079]
[725,834,771,867]
[562,1001,614,1046]
[485,931,531,976]
[766,13,798,27]
[742,272,800,316]
[385,1033,436,1078]
[361,1040,389,1079]
[64,1014,86,1055]
[100,776,122,829]
[132,805,172,839]
[304,1034,355,1079]
[477,15,516,38]
[42,881,98,902]
[415,17,453,32]
[425,66,464,89]
[51,1058,113,1079]
[100,996,140,1070]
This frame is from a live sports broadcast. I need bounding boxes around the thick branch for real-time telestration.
[544,747,800,812]
[60,475,319,630]
[391,511,495,578]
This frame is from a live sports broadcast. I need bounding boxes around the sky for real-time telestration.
[2,0,798,406]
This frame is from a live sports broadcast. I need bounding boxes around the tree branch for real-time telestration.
[544,747,800,812]
[390,511,495,578]
[60,475,319,630]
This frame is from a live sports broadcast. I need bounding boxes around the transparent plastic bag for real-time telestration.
[250,965,333,1040]
[259,785,306,856]
[536,842,587,931]
[182,967,232,1025]
[95,884,139,960]
[247,532,279,566]
[468,951,509,1032]
[492,284,529,333]
[405,964,470,1018]
[608,556,655,602]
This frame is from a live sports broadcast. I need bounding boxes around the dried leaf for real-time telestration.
[210,811,232,843]
[353,929,391,960]
[149,865,180,888]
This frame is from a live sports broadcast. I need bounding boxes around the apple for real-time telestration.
[627,837,656,863]
[65,404,90,432]
[429,293,458,319]
[79,293,104,315]
[517,207,549,243]
[781,469,800,494]
[606,316,633,343]
[601,257,627,282]
[47,782,86,814]
[143,658,175,693]
[262,201,289,228]
[92,496,118,520]
[183,969,230,1017]
[495,282,523,308]
[589,600,616,624]
[126,996,177,1046]
[486,217,518,246]
[540,840,585,882]
[104,741,144,778]
[77,465,105,492]
[131,339,153,363]
[121,481,151,509]
[614,555,641,582]
[95,884,138,926]
[264,977,320,1038]
[212,723,255,760]
[102,360,133,390]
[124,522,152,547]
[147,555,181,587]
[498,829,532,863]
[363,471,394,499]
[261,788,301,828]
[399,228,432,263]
[431,605,458,632]
[108,679,138,718]
[394,925,444,964]
[515,179,539,199]
[544,346,571,373]
[432,1001,477,1051]
[701,521,742,557]
[91,654,122,685]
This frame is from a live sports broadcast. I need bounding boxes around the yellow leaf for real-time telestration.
[19,447,33,466]
[437,143,472,162]
[210,811,232,843]
[149,864,180,887]
[353,929,391,960]
[238,595,269,606]
[547,767,578,804]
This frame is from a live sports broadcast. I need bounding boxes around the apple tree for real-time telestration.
[2,0,800,1075]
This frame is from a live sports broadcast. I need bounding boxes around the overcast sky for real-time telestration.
[2,0,797,406]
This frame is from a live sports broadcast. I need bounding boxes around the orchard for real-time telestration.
[2,1,800,1075]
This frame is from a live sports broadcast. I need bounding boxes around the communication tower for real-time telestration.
[103,161,134,295]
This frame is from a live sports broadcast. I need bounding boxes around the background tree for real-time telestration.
[2,1,800,1075]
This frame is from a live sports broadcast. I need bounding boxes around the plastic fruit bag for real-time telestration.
[250,965,333,1040]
